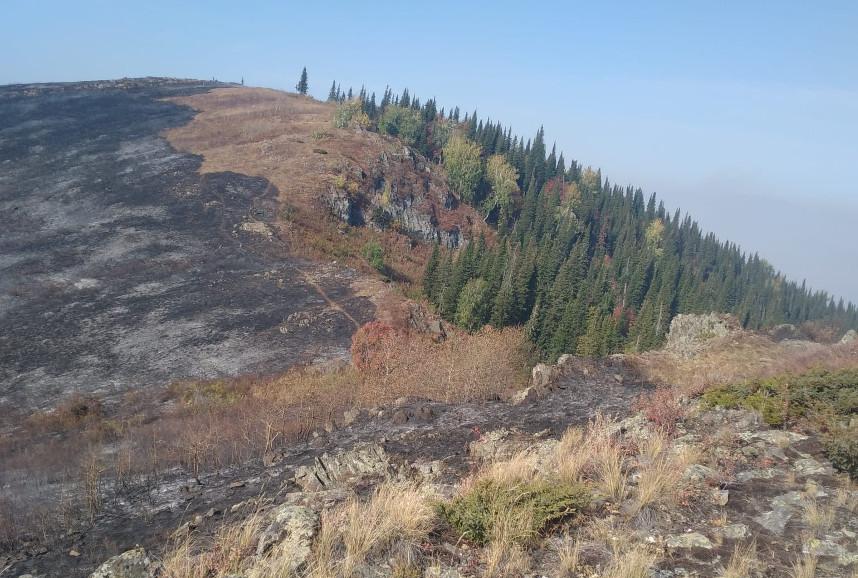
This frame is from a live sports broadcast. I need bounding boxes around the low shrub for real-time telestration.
[439,478,589,546]
[826,426,858,478]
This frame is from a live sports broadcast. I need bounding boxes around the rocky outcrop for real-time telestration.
[664,313,741,357]
[254,505,319,571]
[841,329,857,344]
[325,147,474,248]
[88,547,157,578]
[293,443,391,491]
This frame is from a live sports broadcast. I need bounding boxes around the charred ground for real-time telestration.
[0,80,374,414]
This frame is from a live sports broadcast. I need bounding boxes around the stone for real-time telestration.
[683,464,716,483]
[531,363,556,389]
[664,313,741,358]
[753,491,804,535]
[712,489,729,506]
[342,408,361,426]
[255,504,319,572]
[228,480,245,489]
[424,566,464,578]
[841,329,857,344]
[510,386,538,405]
[719,524,750,539]
[89,547,158,578]
[392,409,409,425]
[793,458,834,476]
[294,443,390,491]
[754,430,807,445]
[69,549,81,557]
[666,532,713,549]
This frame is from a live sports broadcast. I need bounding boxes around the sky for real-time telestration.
[3,0,857,302]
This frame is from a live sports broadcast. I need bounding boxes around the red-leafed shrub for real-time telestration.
[350,321,397,372]
[634,387,685,435]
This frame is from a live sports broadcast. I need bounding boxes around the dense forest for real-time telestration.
[324,78,858,355]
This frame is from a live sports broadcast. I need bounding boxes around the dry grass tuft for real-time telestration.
[310,482,435,577]
[552,535,581,577]
[601,544,656,578]
[802,498,835,535]
[789,553,818,578]
[722,540,757,578]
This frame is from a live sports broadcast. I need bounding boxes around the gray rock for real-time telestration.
[510,386,538,405]
[753,491,804,535]
[794,458,834,476]
[683,464,717,482]
[89,547,158,578]
[531,363,556,389]
[719,523,750,539]
[712,489,730,506]
[666,532,713,549]
[841,329,857,344]
[255,505,319,572]
[294,443,390,491]
[664,313,741,358]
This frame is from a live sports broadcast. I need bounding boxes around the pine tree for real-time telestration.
[296,67,308,95]
[327,81,337,102]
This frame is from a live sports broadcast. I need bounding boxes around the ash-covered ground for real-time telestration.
[0,79,374,413]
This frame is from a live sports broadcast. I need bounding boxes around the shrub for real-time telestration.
[333,99,369,130]
[439,478,589,546]
[826,426,858,478]
[377,105,423,146]
[634,387,685,435]
[362,240,385,272]
[350,320,396,372]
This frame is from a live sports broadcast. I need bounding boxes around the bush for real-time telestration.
[377,105,423,146]
[826,426,858,478]
[333,99,370,129]
[442,136,483,203]
[362,240,385,272]
[439,479,589,545]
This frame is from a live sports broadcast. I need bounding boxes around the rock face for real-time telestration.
[293,443,390,491]
[89,547,157,578]
[325,147,469,248]
[841,329,858,344]
[664,313,741,357]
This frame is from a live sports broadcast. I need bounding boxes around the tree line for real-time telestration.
[318,72,858,355]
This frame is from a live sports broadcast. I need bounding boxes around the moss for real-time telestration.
[439,479,589,546]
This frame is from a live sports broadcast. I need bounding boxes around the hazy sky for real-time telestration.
[3,1,857,302]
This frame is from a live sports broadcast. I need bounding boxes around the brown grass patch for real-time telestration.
[163,87,488,285]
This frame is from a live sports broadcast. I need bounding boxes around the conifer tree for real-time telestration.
[296,67,308,95]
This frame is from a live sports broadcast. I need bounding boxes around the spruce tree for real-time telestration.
[296,67,308,95]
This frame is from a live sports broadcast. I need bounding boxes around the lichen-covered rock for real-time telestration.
[255,505,319,571]
[293,443,390,491]
[89,547,158,578]
[841,329,857,344]
[531,363,556,389]
[666,532,713,549]
[665,313,741,358]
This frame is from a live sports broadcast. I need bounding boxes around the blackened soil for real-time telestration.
[0,80,374,414]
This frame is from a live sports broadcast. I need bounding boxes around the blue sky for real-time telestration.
[3,1,857,302]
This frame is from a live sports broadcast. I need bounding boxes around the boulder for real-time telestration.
[255,505,319,572]
[841,329,858,344]
[664,313,741,358]
[531,363,556,389]
[294,443,390,491]
[89,547,158,578]
[665,532,713,549]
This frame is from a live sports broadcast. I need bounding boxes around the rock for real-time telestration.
[664,313,741,358]
[683,464,716,483]
[719,524,750,540]
[342,408,361,426]
[531,363,556,389]
[69,549,81,557]
[754,491,804,535]
[510,386,538,405]
[255,505,319,572]
[803,538,858,565]
[89,547,158,578]
[666,532,713,549]
[712,489,729,506]
[228,481,245,489]
[392,409,409,425]
[294,443,390,491]
[841,329,857,344]
[794,458,834,477]
[468,428,512,460]
[424,566,464,578]
[754,430,807,446]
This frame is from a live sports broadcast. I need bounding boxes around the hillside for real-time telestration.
[2,78,857,578]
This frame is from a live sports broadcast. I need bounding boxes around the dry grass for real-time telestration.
[309,483,435,577]
[722,540,757,578]
[601,545,656,578]
[164,87,489,284]
[789,553,818,578]
[631,335,858,397]
[802,498,835,535]
[552,536,581,577]
[162,511,264,578]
